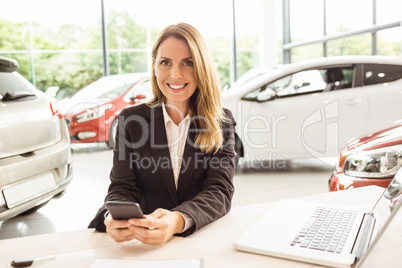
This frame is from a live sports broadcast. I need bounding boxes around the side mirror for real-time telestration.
[294,82,310,90]
[256,88,276,102]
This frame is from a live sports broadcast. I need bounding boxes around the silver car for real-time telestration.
[0,56,73,221]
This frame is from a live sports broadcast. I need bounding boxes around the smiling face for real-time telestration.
[154,37,197,115]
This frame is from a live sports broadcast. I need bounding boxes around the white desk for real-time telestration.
[0,186,401,268]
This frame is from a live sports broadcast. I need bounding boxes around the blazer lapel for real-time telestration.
[148,105,178,206]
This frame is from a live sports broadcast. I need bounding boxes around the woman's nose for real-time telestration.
[170,65,182,79]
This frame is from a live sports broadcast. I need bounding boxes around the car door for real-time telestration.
[238,66,369,162]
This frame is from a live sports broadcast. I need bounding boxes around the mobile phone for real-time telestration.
[105,201,144,220]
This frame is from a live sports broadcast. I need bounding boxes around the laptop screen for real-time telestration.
[384,167,402,211]
[357,167,402,266]
[372,167,402,229]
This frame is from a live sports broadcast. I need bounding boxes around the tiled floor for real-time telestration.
[0,143,334,240]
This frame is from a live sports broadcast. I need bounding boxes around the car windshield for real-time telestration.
[0,72,36,101]
[227,67,284,95]
[71,77,132,100]
[231,67,272,88]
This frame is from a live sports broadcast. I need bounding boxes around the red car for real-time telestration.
[59,74,151,148]
[329,121,402,191]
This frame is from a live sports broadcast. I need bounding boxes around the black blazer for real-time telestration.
[88,103,236,236]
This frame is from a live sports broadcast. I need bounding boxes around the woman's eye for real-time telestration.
[183,60,193,67]
[160,60,170,66]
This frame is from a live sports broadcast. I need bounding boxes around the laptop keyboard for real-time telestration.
[290,207,358,253]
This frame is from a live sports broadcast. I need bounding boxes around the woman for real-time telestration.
[88,23,236,246]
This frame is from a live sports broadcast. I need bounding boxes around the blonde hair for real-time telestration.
[148,23,226,154]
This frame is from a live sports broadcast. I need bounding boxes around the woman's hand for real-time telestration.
[127,208,185,246]
[104,208,185,246]
[104,213,136,243]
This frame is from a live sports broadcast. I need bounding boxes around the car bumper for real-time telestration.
[0,121,74,221]
[329,172,392,191]
[0,166,73,221]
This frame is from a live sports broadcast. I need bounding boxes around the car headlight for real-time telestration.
[344,144,402,178]
[76,104,112,123]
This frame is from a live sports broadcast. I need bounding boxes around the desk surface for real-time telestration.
[0,186,401,268]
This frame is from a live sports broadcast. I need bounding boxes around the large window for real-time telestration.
[290,0,324,41]
[234,0,265,82]
[1,0,401,98]
[377,0,402,25]
[284,0,402,63]
[0,0,237,96]
[104,0,234,83]
[327,34,372,56]
[326,0,372,35]
[0,0,103,98]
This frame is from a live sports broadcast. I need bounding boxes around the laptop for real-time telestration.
[233,170,402,268]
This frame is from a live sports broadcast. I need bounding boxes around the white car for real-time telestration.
[222,56,402,166]
[0,56,73,221]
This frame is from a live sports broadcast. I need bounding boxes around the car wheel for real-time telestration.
[106,118,118,149]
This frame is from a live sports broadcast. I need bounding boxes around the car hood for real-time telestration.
[0,92,61,159]
[343,122,402,152]
[58,97,111,115]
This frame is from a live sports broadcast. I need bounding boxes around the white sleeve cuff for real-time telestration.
[176,211,194,233]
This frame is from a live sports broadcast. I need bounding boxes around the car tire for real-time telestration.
[106,118,118,149]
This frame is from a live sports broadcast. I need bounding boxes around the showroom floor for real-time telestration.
[0,143,334,240]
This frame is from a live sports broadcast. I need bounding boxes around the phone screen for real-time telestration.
[106,201,144,220]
